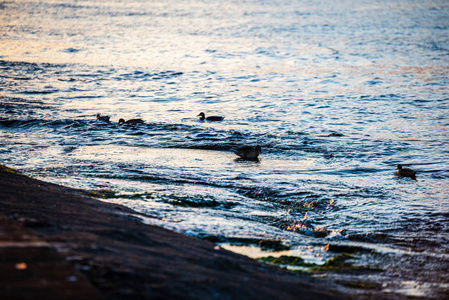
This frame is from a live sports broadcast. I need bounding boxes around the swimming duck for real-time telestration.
[234,145,262,160]
[118,118,145,126]
[96,113,110,122]
[197,112,224,122]
[396,164,417,180]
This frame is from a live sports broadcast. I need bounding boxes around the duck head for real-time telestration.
[396,164,403,170]
[118,118,125,125]
[197,112,206,120]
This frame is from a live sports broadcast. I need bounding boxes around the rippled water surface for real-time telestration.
[1,0,449,298]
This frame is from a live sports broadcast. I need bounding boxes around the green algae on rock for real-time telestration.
[0,165,20,174]
[337,281,382,290]
[313,253,384,273]
[258,256,317,268]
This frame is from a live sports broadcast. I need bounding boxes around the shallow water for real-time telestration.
[1,0,449,298]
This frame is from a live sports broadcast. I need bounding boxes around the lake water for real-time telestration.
[1,0,448,298]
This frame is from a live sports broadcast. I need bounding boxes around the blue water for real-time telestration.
[1,0,449,297]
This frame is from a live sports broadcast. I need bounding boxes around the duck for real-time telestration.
[96,113,110,122]
[197,112,224,122]
[396,164,417,180]
[118,118,145,126]
[234,145,262,160]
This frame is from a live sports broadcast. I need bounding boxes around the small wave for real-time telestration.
[0,118,87,129]
[0,118,42,128]
[21,90,59,94]
[115,70,183,81]
[0,59,63,71]
[312,131,345,137]
[347,232,391,244]
[160,194,237,209]
[61,48,83,53]
[429,170,449,179]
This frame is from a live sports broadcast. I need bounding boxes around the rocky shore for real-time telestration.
[0,164,344,300]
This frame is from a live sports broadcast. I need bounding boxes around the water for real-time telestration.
[1,0,449,297]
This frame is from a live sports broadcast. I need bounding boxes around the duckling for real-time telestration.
[118,118,145,126]
[197,112,224,122]
[234,145,262,160]
[396,164,417,180]
[96,113,110,122]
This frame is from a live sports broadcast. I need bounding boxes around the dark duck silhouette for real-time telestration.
[96,113,110,122]
[234,145,262,160]
[396,164,417,180]
[197,112,224,122]
[118,118,145,126]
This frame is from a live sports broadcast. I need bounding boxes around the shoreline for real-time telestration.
[0,164,344,299]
